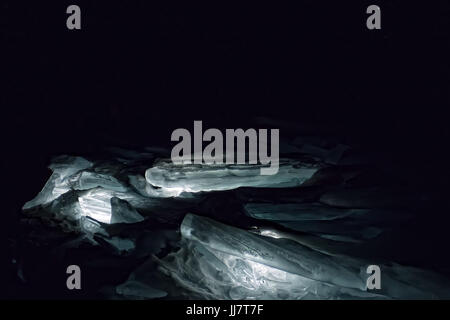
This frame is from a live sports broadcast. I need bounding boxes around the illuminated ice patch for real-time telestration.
[78,189,113,224]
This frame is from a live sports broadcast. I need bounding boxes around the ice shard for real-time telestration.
[22,172,71,210]
[145,159,321,193]
[23,156,93,209]
[78,188,115,223]
[73,171,127,192]
[110,197,144,224]
[243,202,385,242]
[80,216,108,235]
[171,214,366,289]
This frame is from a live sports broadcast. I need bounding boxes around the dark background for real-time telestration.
[2,1,450,298]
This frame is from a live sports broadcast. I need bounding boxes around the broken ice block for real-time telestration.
[73,171,127,192]
[23,172,71,210]
[76,186,197,225]
[245,203,369,221]
[178,214,366,290]
[158,214,386,299]
[159,214,450,299]
[129,174,192,198]
[110,197,144,224]
[49,155,93,178]
[23,156,93,209]
[79,188,114,224]
[80,216,108,235]
[145,159,321,193]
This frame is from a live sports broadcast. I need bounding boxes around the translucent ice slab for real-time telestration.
[77,187,195,224]
[145,159,320,194]
[158,214,381,299]
[78,188,116,223]
[73,171,127,192]
[179,214,366,288]
[159,214,450,299]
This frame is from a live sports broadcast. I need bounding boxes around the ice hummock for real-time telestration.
[157,214,450,299]
[21,147,450,300]
[157,213,378,299]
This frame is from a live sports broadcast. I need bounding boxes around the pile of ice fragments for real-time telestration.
[21,141,450,299]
